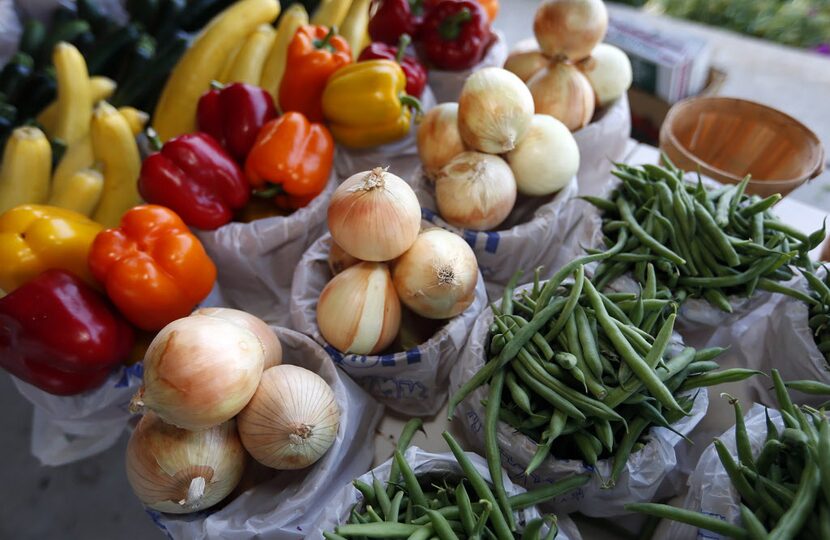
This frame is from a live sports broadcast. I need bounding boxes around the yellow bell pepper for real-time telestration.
[321,59,421,149]
[0,205,103,293]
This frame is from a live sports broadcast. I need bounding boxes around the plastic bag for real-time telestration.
[411,171,580,300]
[333,87,437,184]
[427,31,508,104]
[290,232,488,416]
[0,0,22,65]
[12,363,144,466]
[194,172,336,327]
[664,403,783,540]
[573,93,632,197]
[15,0,128,24]
[311,445,582,540]
[449,289,708,517]
[149,327,385,540]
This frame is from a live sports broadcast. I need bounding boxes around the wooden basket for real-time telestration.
[659,97,825,197]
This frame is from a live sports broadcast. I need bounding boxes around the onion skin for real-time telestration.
[126,412,245,514]
[328,240,361,275]
[238,365,340,470]
[507,114,580,196]
[435,151,517,231]
[191,307,282,369]
[458,67,534,154]
[533,0,608,62]
[135,316,265,431]
[327,168,421,262]
[504,48,549,83]
[577,43,633,107]
[317,262,401,355]
[528,61,596,132]
[417,103,466,181]
[392,229,478,319]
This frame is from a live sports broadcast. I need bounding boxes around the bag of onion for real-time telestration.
[126,310,383,539]
[412,68,582,300]
[290,168,487,415]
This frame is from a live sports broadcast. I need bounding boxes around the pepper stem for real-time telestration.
[313,26,337,52]
[438,8,472,41]
[395,34,412,64]
[253,184,284,199]
[146,128,163,152]
[400,94,423,116]
[409,0,424,17]
[209,80,225,91]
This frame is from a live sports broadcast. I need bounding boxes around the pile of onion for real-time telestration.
[318,169,479,355]
[125,308,341,515]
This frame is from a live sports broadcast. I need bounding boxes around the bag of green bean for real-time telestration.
[290,233,488,416]
[310,446,583,540]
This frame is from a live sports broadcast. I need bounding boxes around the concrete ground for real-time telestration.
[1,2,828,539]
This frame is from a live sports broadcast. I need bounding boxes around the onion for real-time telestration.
[317,262,401,354]
[533,0,608,61]
[435,152,517,231]
[507,114,580,196]
[328,167,421,262]
[577,43,633,107]
[328,239,361,276]
[192,307,282,369]
[237,365,340,470]
[392,229,478,319]
[457,67,534,154]
[417,103,466,181]
[527,61,595,131]
[125,412,245,514]
[504,38,548,82]
[132,315,265,430]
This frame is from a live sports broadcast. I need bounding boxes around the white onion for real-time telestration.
[457,67,534,154]
[328,167,421,262]
[132,315,265,430]
[507,114,580,196]
[237,365,340,470]
[317,262,401,355]
[504,39,549,82]
[328,239,361,275]
[527,61,596,131]
[192,307,282,369]
[533,0,608,61]
[126,412,245,514]
[417,103,466,180]
[435,152,517,231]
[392,229,478,319]
[577,43,633,107]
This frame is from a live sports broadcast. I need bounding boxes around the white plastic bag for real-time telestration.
[449,291,708,517]
[15,0,128,24]
[427,31,508,104]
[573,93,632,197]
[12,362,144,466]
[194,172,336,327]
[149,327,385,540]
[0,0,22,66]
[311,446,582,540]
[290,233,488,416]
[411,171,580,300]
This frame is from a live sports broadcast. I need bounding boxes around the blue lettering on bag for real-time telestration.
[484,231,500,253]
[406,349,421,365]
[463,230,477,249]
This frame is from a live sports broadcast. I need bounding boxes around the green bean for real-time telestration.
[739,465,794,506]
[387,419,425,497]
[544,265,584,341]
[502,270,524,317]
[354,478,377,506]
[574,306,603,378]
[595,418,614,452]
[729,175,750,219]
[512,358,586,421]
[771,370,799,428]
[819,420,830,508]
[768,460,820,540]
[582,195,618,213]
[336,523,423,538]
[366,506,384,523]
[715,185,737,227]
[389,491,404,523]
[739,503,770,539]
[421,509,459,540]
[507,475,590,510]
[455,483,476,535]
[694,347,727,362]
[758,278,820,305]
[755,440,784,476]
[573,431,599,466]
[565,314,606,399]
[784,380,830,395]
[372,476,392,519]
[470,499,492,539]
[406,525,432,540]
[685,361,720,373]
[704,288,733,313]
[618,197,686,265]
[802,269,830,303]
[676,369,757,391]
[553,351,577,370]
[484,370,515,531]
[625,503,749,539]
[504,370,533,415]
[679,253,792,288]
[521,517,546,540]
[764,220,808,242]
[713,439,761,509]
[324,532,350,540]
[394,450,428,514]
[609,416,650,486]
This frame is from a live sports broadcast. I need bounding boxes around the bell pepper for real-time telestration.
[417,0,491,70]
[425,0,499,22]
[196,82,278,163]
[245,112,334,209]
[88,205,217,331]
[322,59,421,149]
[0,204,103,293]
[368,0,424,45]
[358,34,427,98]
[0,269,134,396]
[138,133,250,231]
[278,25,352,123]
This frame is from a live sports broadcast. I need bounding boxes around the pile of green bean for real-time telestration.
[584,159,823,311]
[449,260,758,487]
[628,370,830,539]
[324,419,590,540]
[798,269,830,367]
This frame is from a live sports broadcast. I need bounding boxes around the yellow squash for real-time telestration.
[260,3,308,101]
[227,24,277,85]
[47,167,104,217]
[311,0,353,27]
[53,42,92,145]
[339,0,371,57]
[152,0,281,141]
[0,127,51,214]
[36,76,116,136]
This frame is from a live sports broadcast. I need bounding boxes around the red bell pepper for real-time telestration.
[138,133,250,230]
[369,0,425,45]
[417,0,491,70]
[196,82,277,163]
[358,34,427,98]
[0,269,134,396]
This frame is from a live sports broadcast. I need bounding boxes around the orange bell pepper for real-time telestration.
[278,25,352,122]
[477,0,499,21]
[245,111,334,210]
[88,205,217,331]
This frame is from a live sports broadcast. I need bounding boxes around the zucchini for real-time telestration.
[126,0,162,32]
[85,25,142,77]
[153,0,187,43]
[19,20,46,59]
[117,33,187,111]
[115,34,157,88]
[77,0,115,36]
[39,20,92,66]
[178,0,237,32]
[0,53,35,104]
[17,67,57,121]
